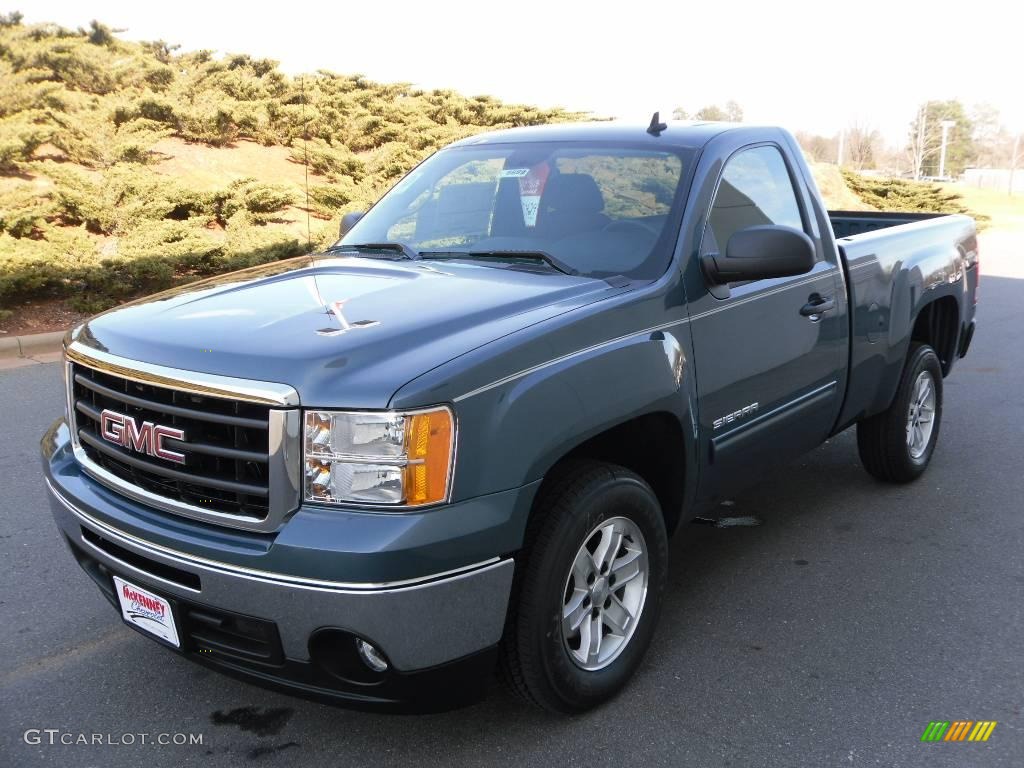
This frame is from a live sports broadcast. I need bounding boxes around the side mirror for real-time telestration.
[702,225,815,285]
[339,211,365,237]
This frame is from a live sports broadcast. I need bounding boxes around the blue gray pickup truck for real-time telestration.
[41,119,978,713]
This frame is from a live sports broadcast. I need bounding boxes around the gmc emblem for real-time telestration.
[99,409,186,465]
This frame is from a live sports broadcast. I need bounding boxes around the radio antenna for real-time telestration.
[301,74,312,251]
[647,111,667,136]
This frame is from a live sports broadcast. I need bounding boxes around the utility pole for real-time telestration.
[837,128,844,167]
[938,120,956,179]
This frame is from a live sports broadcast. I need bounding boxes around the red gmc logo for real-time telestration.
[99,409,186,465]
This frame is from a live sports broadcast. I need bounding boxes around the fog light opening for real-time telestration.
[356,638,389,673]
[309,628,388,686]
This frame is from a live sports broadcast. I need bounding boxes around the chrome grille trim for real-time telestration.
[65,344,301,533]
[268,409,302,523]
[66,342,300,406]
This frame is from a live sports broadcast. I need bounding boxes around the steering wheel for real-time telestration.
[602,220,656,236]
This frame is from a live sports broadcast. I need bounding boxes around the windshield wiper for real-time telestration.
[420,249,577,276]
[327,242,421,261]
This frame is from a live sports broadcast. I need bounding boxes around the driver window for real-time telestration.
[704,146,803,258]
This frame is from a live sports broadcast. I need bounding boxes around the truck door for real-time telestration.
[686,143,846,500]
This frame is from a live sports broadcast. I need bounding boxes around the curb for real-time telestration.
[0,330,66,360]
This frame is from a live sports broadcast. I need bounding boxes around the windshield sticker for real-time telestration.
[521,197,541,226]
[500,168,531,178]
[518,164,550,227]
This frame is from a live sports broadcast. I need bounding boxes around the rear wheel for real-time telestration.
[500,460,668,712]
[857,342,943,482]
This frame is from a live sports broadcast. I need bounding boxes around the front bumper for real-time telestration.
[43,419,534,711]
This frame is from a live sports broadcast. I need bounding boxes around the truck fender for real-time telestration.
[414,327,698,506]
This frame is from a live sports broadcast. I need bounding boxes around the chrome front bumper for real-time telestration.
[46,478,514,672]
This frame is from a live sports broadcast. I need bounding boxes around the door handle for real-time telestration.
[800,295,835,319]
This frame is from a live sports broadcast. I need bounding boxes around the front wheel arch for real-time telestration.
[533,411,688,537]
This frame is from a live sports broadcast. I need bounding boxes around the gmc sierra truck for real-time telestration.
[41,119,978,713]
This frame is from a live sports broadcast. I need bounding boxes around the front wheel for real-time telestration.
[499,460,668,713]
[857,342,943,483]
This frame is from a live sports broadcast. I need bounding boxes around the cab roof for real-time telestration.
[447,120,746,150]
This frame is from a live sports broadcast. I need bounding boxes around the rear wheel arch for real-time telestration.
[911,296,959,375]
[857,341,943,483]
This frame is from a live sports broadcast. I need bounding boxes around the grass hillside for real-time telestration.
[0,15,981,335]
[0,16,578,330]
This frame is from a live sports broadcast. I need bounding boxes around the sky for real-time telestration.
[14,0,1024,145]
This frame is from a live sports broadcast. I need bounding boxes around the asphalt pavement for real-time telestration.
[1,275,1021,768]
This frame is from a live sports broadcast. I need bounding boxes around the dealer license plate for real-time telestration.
[113,576,180,647]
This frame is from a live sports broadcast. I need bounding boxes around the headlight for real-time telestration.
[303,407,454,507]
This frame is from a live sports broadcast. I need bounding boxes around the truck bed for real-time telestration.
[830,212,978,432]
[828,210,945,239]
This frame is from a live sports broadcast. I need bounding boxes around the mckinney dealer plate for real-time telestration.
[113,576,180,647]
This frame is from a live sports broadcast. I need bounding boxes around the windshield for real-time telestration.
[339,142,693,280]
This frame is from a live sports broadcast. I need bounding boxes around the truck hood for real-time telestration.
[74,254,618,408]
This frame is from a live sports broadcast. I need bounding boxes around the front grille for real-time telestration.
[71,362,272,521]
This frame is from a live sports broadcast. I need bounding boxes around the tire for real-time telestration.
[857,342,943,483]
[499,460,668,713]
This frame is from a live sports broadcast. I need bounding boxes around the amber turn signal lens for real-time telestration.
[403,409,454,505]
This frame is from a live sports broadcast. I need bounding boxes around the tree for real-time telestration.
[695,104,727,121]
[795,132,838,163]
[693,102,743,122]
[673,102,742,122]
[971,103,1016,168]
[907,104,933,179]
[844,122,881,170]
[86,20,118,46]
[141,39,181,64]
[907,100,974,178]
[723,100,743,122]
